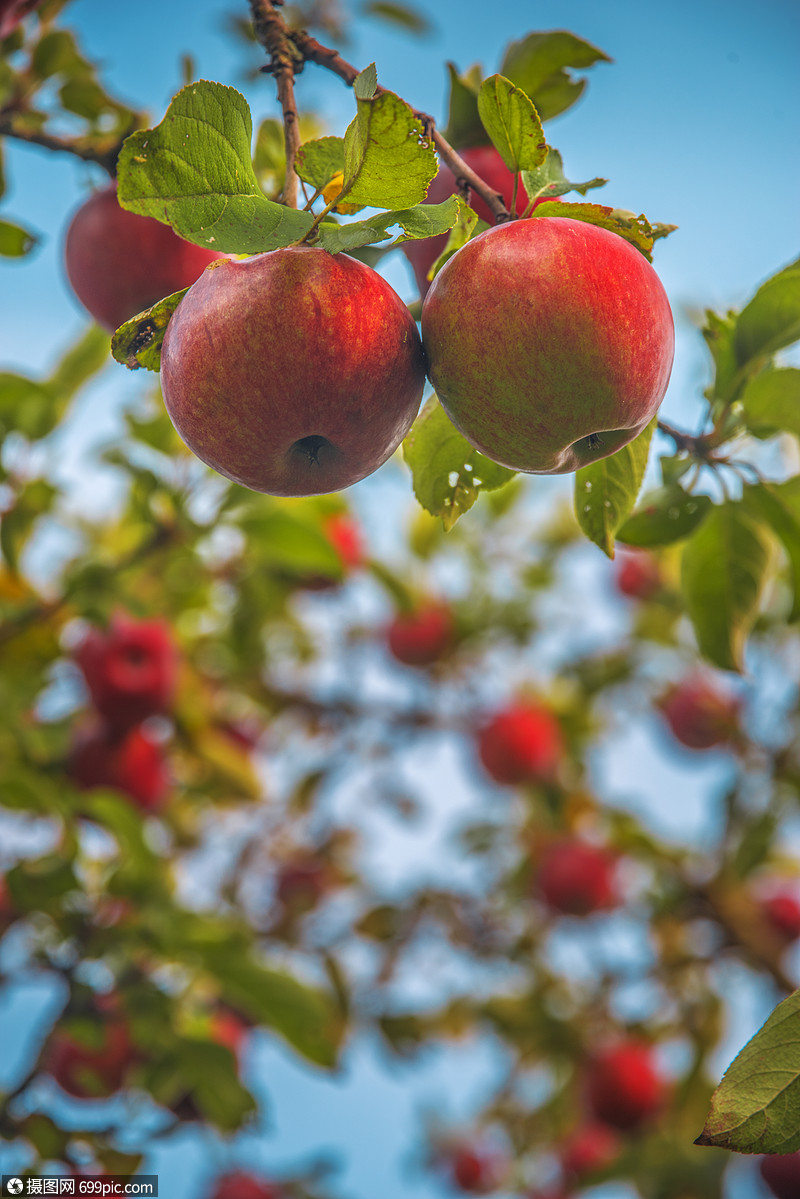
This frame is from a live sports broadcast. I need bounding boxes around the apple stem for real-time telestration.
[249,0,302,209]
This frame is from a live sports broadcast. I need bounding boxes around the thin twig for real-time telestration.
[0,118,124,176]
[249,0,302,208]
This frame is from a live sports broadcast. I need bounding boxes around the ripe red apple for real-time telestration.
[560,1122,620,1181]
[75,613,177,731]
[659,674,741,750]
[449,1145,504,1193]
[160,247,426,496]
[47,1002,137,1099]
[478,701,564,785]
[387,600,454,666]
[208,1173,280,1199]
[760,1152,800,1199]
[69,723,170,813]
[537,840,619,917]
[421,217,674,473]
[402,146,517,298]
[586,1041,666,1130]
[64,182,225,331]
[762,890,800,943]
[0,0,40,37]
[615,550,661,599]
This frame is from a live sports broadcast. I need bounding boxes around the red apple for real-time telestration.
[402,146,517,298]
[421,217,674,473]
[210,1006,251,1055]
[69,723,170,813]
[0,0,40,37]
[762,891,800,943]
[449,1145,504,1193]
[275,858,330,915]
[478,701,564,785]
[160,247,426,496]
[560,1122,620,1181]
[615,550,661,599]
[760,1152,800,1199]
[75,613,177,731]
[324,512,364,572]
[64,182,225,331]
[659,674,741,750]
[538,840,619,917]
[47,1002,137,1099]
[208,1173,280,1199]
[0,874,15,932]
[387,600,454,666]
[586,1041,665,1130]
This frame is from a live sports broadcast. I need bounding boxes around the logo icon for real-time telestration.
[8,1182,24,1196]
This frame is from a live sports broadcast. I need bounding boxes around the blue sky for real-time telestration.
[1,2,799,1197]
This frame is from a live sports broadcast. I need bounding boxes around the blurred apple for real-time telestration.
[75,612,177,732]
[387,600,454,666]
[538,840,619,916]
[478,701,564,785]
[659,674,741,750]
[586,1040,666,1130]
[69,722,170,813]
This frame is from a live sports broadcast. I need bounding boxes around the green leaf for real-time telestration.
[316,196,459,254]
[616,483,712,547]
[175,1038,256,1132]
[500,30,611,122]
[403,394,516,530]
[0,478,58,572]
[0,374,57,440]
[740,368,800,439]
[353,62,378,100]
[342,87,437,209]
[295,136,345,191]
[111,288,188,372]
[361,1,433,36]
[734,267,800,368]
[696,990,800,1153]
[0,217,38,257]
[237,507,345,579]
[476,74,547,174]
[574,417,656,557]
[46,323,109,401]
[442,62,488,149]
[428,198,480,281]
[742,479,800,620]
[702,309,739,403]
[521,146,606,203]
[681,501,772,671]
[117,81,313,253]
[533,200,674,261]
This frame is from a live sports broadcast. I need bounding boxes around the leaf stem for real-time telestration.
[249,0,302,208]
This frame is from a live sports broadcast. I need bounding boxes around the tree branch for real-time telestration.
[288,27,511,223]
[0,118,123,176]
[249,0,302,208]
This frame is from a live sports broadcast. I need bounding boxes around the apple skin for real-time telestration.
[760,1152,800,1199]
[47,1002,136,1099]
[615,550,661,599]
[478,701,564,785]
[69,723,170,813]
[161,247,426,496]
[538,840,619,916]
[75,613,177,732]
[402,146,517,299]
[0,874,14,932]
[560,1122,620,1182]
[387,600,454,666]
[0,0,40,37]
[659,675,740,750]
[586,1041,665,1130]
[64,182,224,332]
[209,1174,280,1199]
[450,1145,502,1193]
[421,217,674,474]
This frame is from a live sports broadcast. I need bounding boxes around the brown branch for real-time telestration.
[249,0,302,208]
[0,118,123,176]
[289,27,511,223]
[657,420,716,459]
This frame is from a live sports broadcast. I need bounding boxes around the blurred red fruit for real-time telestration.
[0,874,15,932]
[210,1006,250,1055]
[69,723,170,813]
[762,891,800,943]
[387,601,454,666]
[208,1173,280,1199]
[478,702,564,785]
[538,841,619,917]
[659,675,740,750]
[275,858,329,915]
[615,551,661,600]
[64,182,224,331]
[75,613,177,731]
[586,1041,666,1130]
[450,1145,501,1193]
[324,512,363,572]
[0,0,40,37]
[47,1002,136,1098]
[760,1152,800,1199]
[560,1122,620,1180]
